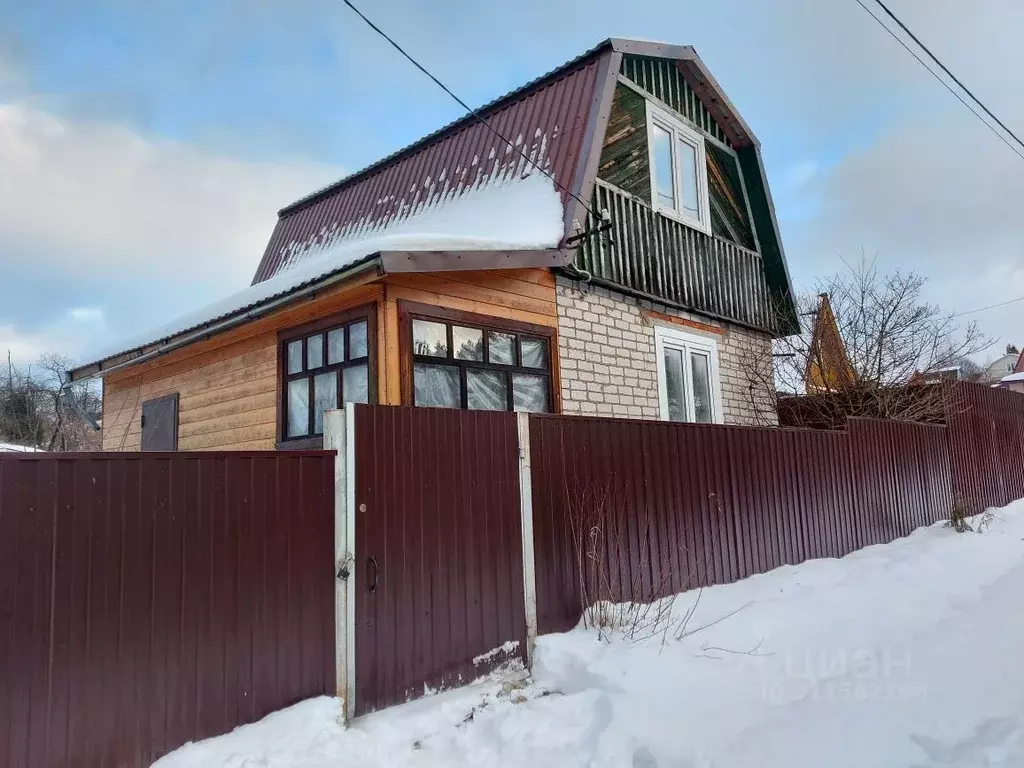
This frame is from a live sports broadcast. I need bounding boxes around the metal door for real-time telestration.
[352,405,527,714]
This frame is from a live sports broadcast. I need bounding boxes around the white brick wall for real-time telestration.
[556,276,777,425]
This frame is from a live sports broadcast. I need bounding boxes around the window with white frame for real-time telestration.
[654,325,722,424]
[646,102,710,233]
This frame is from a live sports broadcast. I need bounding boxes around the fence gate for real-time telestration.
[351,405,528,715]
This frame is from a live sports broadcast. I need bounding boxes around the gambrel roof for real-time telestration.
[70,39,798,382]
[251,39,794,326]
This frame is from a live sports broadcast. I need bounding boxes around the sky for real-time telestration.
[1,0,1023,369]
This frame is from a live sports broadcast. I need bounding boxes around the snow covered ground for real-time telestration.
[155,500,1024,768]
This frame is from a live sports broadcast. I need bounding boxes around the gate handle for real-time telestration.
[367,556,378,593]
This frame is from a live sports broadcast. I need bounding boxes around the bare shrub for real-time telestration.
[566,481,765,654]
[1,351,101,451]
[946,495,972,533]
[946,495,995,534]
[566,481,681,642]
[741,259,992,428]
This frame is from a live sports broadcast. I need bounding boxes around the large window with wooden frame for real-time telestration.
[400,303,555,413]
[278,307,375,445]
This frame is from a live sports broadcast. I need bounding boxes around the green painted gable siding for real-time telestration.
[707,143,755,250]
[597,84,651,203]
[620,55,731,147]
[597,81,754,251]
[737,145,798,334]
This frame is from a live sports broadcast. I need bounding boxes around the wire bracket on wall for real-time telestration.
[563,209,613,247]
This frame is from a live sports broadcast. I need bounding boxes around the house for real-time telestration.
[0,443,41,453]
[996,348,1024,392]
[910,366,966,385]
[803,293,856,394]
[982,346,1020,384]
[69,38,797,451]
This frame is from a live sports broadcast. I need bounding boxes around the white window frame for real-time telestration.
[645,101,711,234]
[654,325,723,424]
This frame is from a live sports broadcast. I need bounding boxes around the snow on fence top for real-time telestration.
[79,174,563,370]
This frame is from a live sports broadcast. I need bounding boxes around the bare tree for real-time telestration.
[0,351,101,451]
[743,259,992,427]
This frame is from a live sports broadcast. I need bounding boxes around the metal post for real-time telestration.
[516,412,538,664]
[323,407,357,721]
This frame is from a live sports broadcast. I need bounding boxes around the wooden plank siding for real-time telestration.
[102,268,558,451]
[380,269,558,408]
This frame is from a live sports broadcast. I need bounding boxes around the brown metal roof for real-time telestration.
[252,43,614,284]
[251,39,778,287]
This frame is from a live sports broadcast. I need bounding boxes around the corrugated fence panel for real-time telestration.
[352,405,527,715]
[531,414,954,635]
[946,383,1024,514]
[0,451,335,768]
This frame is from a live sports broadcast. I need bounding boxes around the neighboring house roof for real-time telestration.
[1000,371,1024,383]
[915,366,963,384]
[1015,349,1024,373]
[0,443,41,452]
[803,294,856,393]
[980,352,1018,382]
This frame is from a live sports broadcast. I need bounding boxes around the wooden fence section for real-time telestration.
[352,405,527,715]
[529,416,952,634]
[946,383,1024,514]
[0,451,335,768]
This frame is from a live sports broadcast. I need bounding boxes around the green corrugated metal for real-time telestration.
[737,145,798,334]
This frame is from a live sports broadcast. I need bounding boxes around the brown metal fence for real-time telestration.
[0,451,335,768]
[352,405,527,715]
[529,415,953,635]
[946,383,1024,514]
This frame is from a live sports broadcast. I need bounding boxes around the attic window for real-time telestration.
[646,102,710,234]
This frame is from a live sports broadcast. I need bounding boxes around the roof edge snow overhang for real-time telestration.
[68,248,567,382]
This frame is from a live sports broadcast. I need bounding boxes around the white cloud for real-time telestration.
[0,103,339,284]
[67,306,105,324]
[1,306,110,366]
[0,324,45,364]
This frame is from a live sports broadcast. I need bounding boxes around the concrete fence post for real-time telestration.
[323,404,357,721]
[516,412,538,664]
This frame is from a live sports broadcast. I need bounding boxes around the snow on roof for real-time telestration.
[1000,371,1024,383]
[0,443,41,452]
[79,174,563,370]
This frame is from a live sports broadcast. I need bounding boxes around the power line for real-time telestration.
[339,0,602,228]
[952,294,1024,318]
[870,0,1024,153]
[851,0,1024,163]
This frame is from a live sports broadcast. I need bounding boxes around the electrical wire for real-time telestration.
[851,0,1024,163]
[870,0,1024,153]
[339,0,601,226]
[952,294,1024,318]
